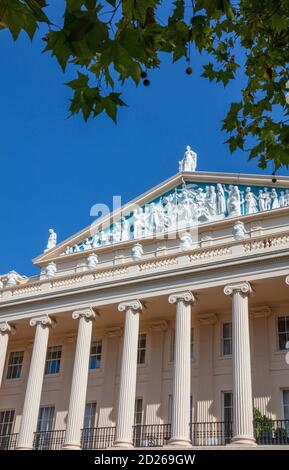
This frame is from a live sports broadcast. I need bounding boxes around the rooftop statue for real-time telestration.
[179,145,197,172]
[45,229,57,251]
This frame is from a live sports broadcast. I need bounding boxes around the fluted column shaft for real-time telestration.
[114,300,143,448]
[63,309,96,450]
[0,322,15,387]
[224,282,256,446]
[168,291,196,447]
[17,315,55,450]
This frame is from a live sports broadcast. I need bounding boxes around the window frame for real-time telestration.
[282,389,289,421]
[44,345,62,376]
[5,350,24,380]
[221,322,232,357]
[137,333,147,365]
[277,315,289,351]
[83,402,97,429]
[89,339,103,371]
[0,409,15,436]
[36,405,55,433]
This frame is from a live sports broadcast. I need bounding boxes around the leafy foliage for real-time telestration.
[1,1,289,170]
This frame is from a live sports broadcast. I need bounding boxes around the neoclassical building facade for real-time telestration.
[0,149,289,450]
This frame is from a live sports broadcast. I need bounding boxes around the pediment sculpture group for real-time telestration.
[55,183,288,256]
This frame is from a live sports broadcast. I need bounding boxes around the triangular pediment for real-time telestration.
[34,170,289,266]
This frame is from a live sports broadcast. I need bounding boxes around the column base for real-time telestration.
[111,439,134,449]
[165,437,192,448]
[227,435,257,447]
[16,445,33,450]
[62,443,82,450]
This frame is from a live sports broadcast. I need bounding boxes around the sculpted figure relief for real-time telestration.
[60,174,286,255]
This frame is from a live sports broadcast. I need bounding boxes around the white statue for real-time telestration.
[83,238,92,250]
[91,233,100,248]
[258,190,266,212]
[131,243,144,260]
[217,183,226,216]
[73,244,81,252]
[133,208,144,239]
[228,186,243,217]
[271,188,280,209]
[111,222,121,243]
[45,229,57,251]
[179,145,197,172]
[245,187,258,214]
[0,280,3,289]
[6,271,18,287]
[121,217,131,241]
[164,195,177,229]
[45,262,57,278]
[232,221,247,240]
[87,253,98,270]
[285,189,289,206]
[279,191,286,208]
[263,188,271,210]
[180,232,194,251]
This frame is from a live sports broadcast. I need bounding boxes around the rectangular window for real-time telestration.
[222,391,233,444]
[283,390,289,420]
[137,333,146,365]
[6,351,24,379]
[37,406,54,433]
[0,409,15,436]
[84,403,97,429]
[134,398,143,425]
[45,346,62,375]
[222,322,232,356]
[168,394,172,424]
[277,316,289,350]
[89,340,102,370]
[170,328,194,362]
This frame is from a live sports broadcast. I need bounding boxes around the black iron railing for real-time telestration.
[33,429,66,450]
[1,419,289,450]
[81,426,116,449]
[133,424,171,447]
[254,419,289,445]
[190,421,233,446]
[0,433,18,450]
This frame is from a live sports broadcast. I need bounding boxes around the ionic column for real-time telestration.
[63,308,96,450]
[224,282,256,446]
[17,315,55,450]
[113,300,143,448]
[98,327,123,427]
[0,322,16,387]
[168,291,196,448]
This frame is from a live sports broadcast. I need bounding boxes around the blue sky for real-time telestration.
[1,3,288,276]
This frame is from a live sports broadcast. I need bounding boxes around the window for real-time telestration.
[222,323,232,356]
[89,340,102,370]
[134,398,143,425]
[84,403,97,429]
[6,351,24,379]
[222,392,233,444]
[137,333,146,365]
[283,390,289,420]
[0,409,15,436]
[277,316,289,350]
[45,346,62,375]
[170,328,194,362]
[168,394,173,424]
[37,406,54,433]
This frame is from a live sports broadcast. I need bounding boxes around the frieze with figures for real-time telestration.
[60,182,289,256]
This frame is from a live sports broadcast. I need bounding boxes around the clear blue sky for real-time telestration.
[1,3,287,276]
